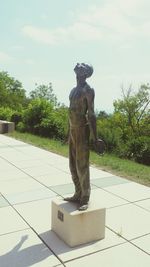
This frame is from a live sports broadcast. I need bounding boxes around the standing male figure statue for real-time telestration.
[64,63,99,211]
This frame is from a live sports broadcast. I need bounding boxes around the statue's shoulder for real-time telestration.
[69,87,76,100]
[85,84,95,97]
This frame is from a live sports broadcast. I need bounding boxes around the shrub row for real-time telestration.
[0,103,149,165]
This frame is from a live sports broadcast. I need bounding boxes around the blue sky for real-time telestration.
[1,0,150,112]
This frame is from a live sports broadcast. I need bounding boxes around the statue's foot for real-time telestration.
[64,196,80,203]
[78,196,89,211]
[78,203,88,211]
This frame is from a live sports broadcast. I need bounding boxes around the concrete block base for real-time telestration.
[0,120,15,134]
[51,197,106,247]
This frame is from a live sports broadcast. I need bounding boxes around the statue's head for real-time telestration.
[74,63,93,79]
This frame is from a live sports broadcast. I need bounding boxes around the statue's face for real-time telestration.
[74,63,87,78]
[74,63,93,78]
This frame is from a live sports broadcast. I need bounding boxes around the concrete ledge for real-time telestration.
[51,197,106,247]
[0,120,15,134]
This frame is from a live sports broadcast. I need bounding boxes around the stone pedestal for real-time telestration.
[51,197,106,247]
[0,120,15,134]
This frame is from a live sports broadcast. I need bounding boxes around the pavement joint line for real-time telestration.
[42,162,70,175]
[129,232,150,242]
[1,136,150,263]
[48,187,132,211]
[63,241,128,264]
[106,225,150,257]
[106,202,131,210]
[1,192,65,266]
[0,137,69,176]
[0,154,62,193]
[99,185,150,206]
[11,195,57,207]
[93,184,132,203]
[0,228,30,238]
[133,197,150,203]
[131,201,150,213]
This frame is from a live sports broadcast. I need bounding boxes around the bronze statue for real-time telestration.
[64,63,102,211]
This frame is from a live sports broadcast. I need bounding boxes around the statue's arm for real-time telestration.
[86,88,97,142]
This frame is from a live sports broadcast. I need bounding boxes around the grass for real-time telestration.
[7,131,150,187]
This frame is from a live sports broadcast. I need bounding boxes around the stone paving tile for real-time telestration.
[0,158,15,171]
[50,183,97,196]
[106,203,150,240]
[40,228,125,262]
[90,167,114,179]
[65,243,150,267]
[134,199,150,212]
[131,234,150,255]
[0,177,44,195]
[90,188,128,208]
[14,196,128,263]
[105,182,150,202]
[22,165,62,177]
[0,229,61,267]
[5,188,57,205]
[0,169,30,181]
[12,159,49,169]
[14,199,53,234]
[91,176,130,188]
[36,172,71,187]
[63,188,128,209]
[0,206,28,236]
[0,151,30,162]
[14,198,126,262]
[0,195,9,208]
[1,135,150,267]
[43,154,71,174]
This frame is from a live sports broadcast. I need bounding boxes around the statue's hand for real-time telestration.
[21,235,28,242]
[94,139,105,155]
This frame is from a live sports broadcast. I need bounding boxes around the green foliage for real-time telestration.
[0,107,14,121]
[29,83,57,106]
[114,84,150,136]
[97,116,121,151]
[1,70,149,166]
[18,98,68,140]
[0,71,27,109]
[97,85,150,165]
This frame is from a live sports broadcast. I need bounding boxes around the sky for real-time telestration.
[1,0,150,112]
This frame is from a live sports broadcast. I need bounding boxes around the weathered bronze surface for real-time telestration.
[64,63,98,211]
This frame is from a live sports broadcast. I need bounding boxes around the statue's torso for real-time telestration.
[69,84,90,127]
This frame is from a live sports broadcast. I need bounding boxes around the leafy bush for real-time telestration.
[11,111,23,125]
[97,117,122,151]
[113,136,150,165]
[128,136,150,165]
[16,121,26,132]
[0,107,14,121]
[18,98,69,140]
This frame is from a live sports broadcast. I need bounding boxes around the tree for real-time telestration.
[113,84,150,136]
[97,110,109,119]
[29,83,57,106]
[0,71,26,109]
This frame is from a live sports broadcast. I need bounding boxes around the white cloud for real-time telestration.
[22,0,150,45]
[22,22,102,45]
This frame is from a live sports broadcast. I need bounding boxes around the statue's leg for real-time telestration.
[76,125,90,209]
[64,128,81,202]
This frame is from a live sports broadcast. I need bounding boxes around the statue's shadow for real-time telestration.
[0,234,55,267]
[0,230,96,267]
[40,229,98,255]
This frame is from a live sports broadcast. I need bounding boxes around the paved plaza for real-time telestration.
[0,134,150,267]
